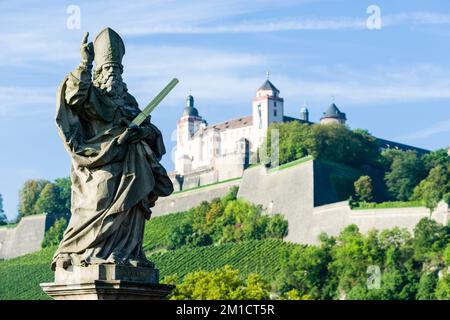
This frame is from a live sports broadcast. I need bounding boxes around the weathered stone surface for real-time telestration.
[51,27,173,270]
[151,178,241,217]
[40,27,175,300]
[237,159,449,244]
[0,214,64,260]
[40,281,174,300]
[41,265,172,300]
[54,264,159,284]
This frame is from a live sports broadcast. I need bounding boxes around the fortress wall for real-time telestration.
[309,201,352,240]
[0,215,47,260]
[311,202,434,242]
[151,179,242,217]
[349,207,431,234]
[2,158,448,260]
[237,162,315,244]
[237,159,450,244]
[0,214,66,260]
[0,229,7,256]
[313,160,362,206]
[431,201,450,226]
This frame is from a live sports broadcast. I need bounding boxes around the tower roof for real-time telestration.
[183,106,199,117]
[320,103,346,120]
[258,80,279,93]
[183,95,200,117]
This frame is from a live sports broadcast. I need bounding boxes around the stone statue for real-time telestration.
[52,28,174,271]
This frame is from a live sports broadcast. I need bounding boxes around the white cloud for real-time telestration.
[122,45,268,104]
[2,2,450,117]
[2,1,450,68]
[383,12,450,27]
[3,46,450,119]
[119,17,367,35]
[396,119,450,141]
[273,63,450,107]
[0,86,54,117]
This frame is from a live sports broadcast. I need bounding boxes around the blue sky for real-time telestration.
[0,0,449,220]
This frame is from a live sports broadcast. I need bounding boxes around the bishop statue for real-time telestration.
[52,28,174,271]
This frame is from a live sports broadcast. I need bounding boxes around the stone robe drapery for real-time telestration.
[51,65,173,270]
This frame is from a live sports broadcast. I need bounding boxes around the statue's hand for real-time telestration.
[80,32,94,65]
[128,126,155,144]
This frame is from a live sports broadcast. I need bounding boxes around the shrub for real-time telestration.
[168,265,270,300]
[443,193,450,205]
[266,214,289,238]
[416,271,438,300]
[382,150,427,201]
[41,218,68,248]
[411,164,450,210]
[354,175,373,202]
[167,188,288,249]
[352,200,425,210]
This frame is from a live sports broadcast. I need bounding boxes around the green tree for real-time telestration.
[263,122,382,169]
[266,214,289,238]
[411,164,450,210]
[0,193,7,225]
[167,195,288,249]
[18,179,50,218]
[382,150,427,201]
[169,265,270,300]
[354,175,374,202]
[168,222,194,249]
[328,226,384,297]
[412,218,448,263]
[444,193,450,205]
[41,217,68,248]
[262,121,313,166]
[221,186,239,205]
[283,289,313,300]
[416,271,438,300]
[276,244,331,299]
[34,183,63,215]
[310,124,381,169]
[435,272,450,300]
[54,177,71,214]
[422,148,450,171]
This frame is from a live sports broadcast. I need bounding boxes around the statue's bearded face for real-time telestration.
[93,63,127,100]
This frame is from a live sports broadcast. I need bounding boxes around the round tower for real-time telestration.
[320,102,346,125]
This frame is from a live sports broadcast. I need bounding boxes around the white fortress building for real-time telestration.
[171,76,347,191]
[171,75,424,192]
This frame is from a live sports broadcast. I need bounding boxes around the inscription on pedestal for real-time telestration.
[55,264,159,284]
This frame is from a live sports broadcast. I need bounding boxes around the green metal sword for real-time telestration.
[117,78,179,145]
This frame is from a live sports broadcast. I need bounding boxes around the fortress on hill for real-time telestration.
[0,76,447,260]
[170,75,427,191]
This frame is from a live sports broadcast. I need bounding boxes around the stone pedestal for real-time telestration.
[40,264,174,300]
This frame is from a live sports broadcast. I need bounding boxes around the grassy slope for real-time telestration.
[143,211,193,251]
[151,239,295,282]
[352,200,426,210]
[0,211,295,300]
[0,247,54,300]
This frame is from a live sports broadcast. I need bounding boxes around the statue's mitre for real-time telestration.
[93,27,125,67]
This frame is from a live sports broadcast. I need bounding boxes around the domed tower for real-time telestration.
[183,95,199,118]
[175,95,205,174]
[320,102,346,125]
[179,95,203,139]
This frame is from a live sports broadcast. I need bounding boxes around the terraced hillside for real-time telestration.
[0,211,296,300]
